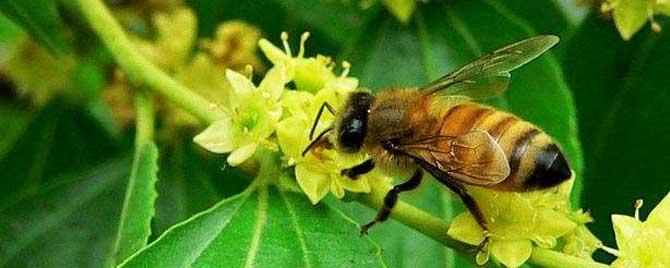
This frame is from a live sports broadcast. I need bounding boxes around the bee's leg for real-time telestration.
[443,181,490,251]
[341,159,375,180]
[360,168,422,235]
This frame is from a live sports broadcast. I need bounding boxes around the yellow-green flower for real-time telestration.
[276,88,373,204]
[259,31,378,204]
[601,0,670,40]
[133,8,196,71]
[610,192,670,268]
[447,178,579,267]
[258,32,357,93]
[381,0,420,23]
[561,211,602,260]
[194,67,287,166]
[3,37,76,105]
[200,20,264,72]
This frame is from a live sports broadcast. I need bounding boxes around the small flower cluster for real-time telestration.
[447,178,599,267]
[195,32,378,203]
[106,7,264,129]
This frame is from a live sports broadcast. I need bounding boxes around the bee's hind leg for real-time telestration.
[360,168,423,235]
[341,159,375,180]
[443,181,491,253]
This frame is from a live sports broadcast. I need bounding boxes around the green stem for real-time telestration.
[134,92,154,145]
[529,248,609,268]
[74,1,609,267]
[74,0,223,124]
[354,185,472,255]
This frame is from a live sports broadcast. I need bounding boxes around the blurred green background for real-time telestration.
[0,0,669,267]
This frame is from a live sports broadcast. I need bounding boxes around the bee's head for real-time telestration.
[335,91,373,153]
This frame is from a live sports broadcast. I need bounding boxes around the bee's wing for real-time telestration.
[397,131,510,185]
[421,35,559,100]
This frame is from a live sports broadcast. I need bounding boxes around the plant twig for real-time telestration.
[74,0,223,124]
[134,91,154,145]
[74,1,610,267]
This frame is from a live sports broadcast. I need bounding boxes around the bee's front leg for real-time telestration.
[340,159,375,180]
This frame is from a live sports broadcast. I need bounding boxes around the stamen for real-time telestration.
[649,10,662,33]
[299,32,310,58]
[599,244,621,257]
[634,199,643,220]
[245,64,254,80]
[281,32,292,57]
[341,61,351,77]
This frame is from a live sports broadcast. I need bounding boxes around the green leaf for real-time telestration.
[0,102,29,159]
[0,100,121,209]
[0,157,131,267]
[563,14,670,262]
[152,137,250,238]
[119,184,385,267]
[271,0,379,45]
[0,0,69,55]
[111,142,159,265]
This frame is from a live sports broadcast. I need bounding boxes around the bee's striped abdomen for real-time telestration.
[439,104,571,191]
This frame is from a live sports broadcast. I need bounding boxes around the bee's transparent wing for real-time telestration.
[421,35,559,99]
[396,131,510,186]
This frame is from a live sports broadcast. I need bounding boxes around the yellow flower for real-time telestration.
[258,32,357,93]
[561,212,602,260]
[103,7,264,129]
[601,0,670,40]
[200,21,264,72]
[610,192,670,268]
[133,8,196,71]
[194,67,287,166]
[276,88,373,204]
[447,178,579,267]
[258,31,375,204]
[3,37,76,105]
[381,0,419,23]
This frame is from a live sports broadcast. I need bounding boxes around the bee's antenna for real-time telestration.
[309,102,336,140]
[302,127,333,156]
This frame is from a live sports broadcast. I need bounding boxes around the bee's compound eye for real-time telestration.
[338,91,372,153]
[340,118,365,153]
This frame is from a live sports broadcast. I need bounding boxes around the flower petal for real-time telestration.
[612,214,642,250]
[447,213,485,245]
[337,174,371,194]
[193,118,236,153]
[259,65,288,101]
[612,0,649,40]
[276,117,309,158]
[295,165,331,204]
[330,178,345,199]
[259,39,289,65]
[534,209,577,239]
[227,143,257,166]
[225,69,255,96]
[490,239,532,268]
[646,191,670,228]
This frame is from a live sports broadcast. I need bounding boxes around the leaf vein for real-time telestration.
[243,185,269,268]
[278,190,312,268]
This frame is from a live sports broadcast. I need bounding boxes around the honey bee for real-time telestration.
[303,35,571,246]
